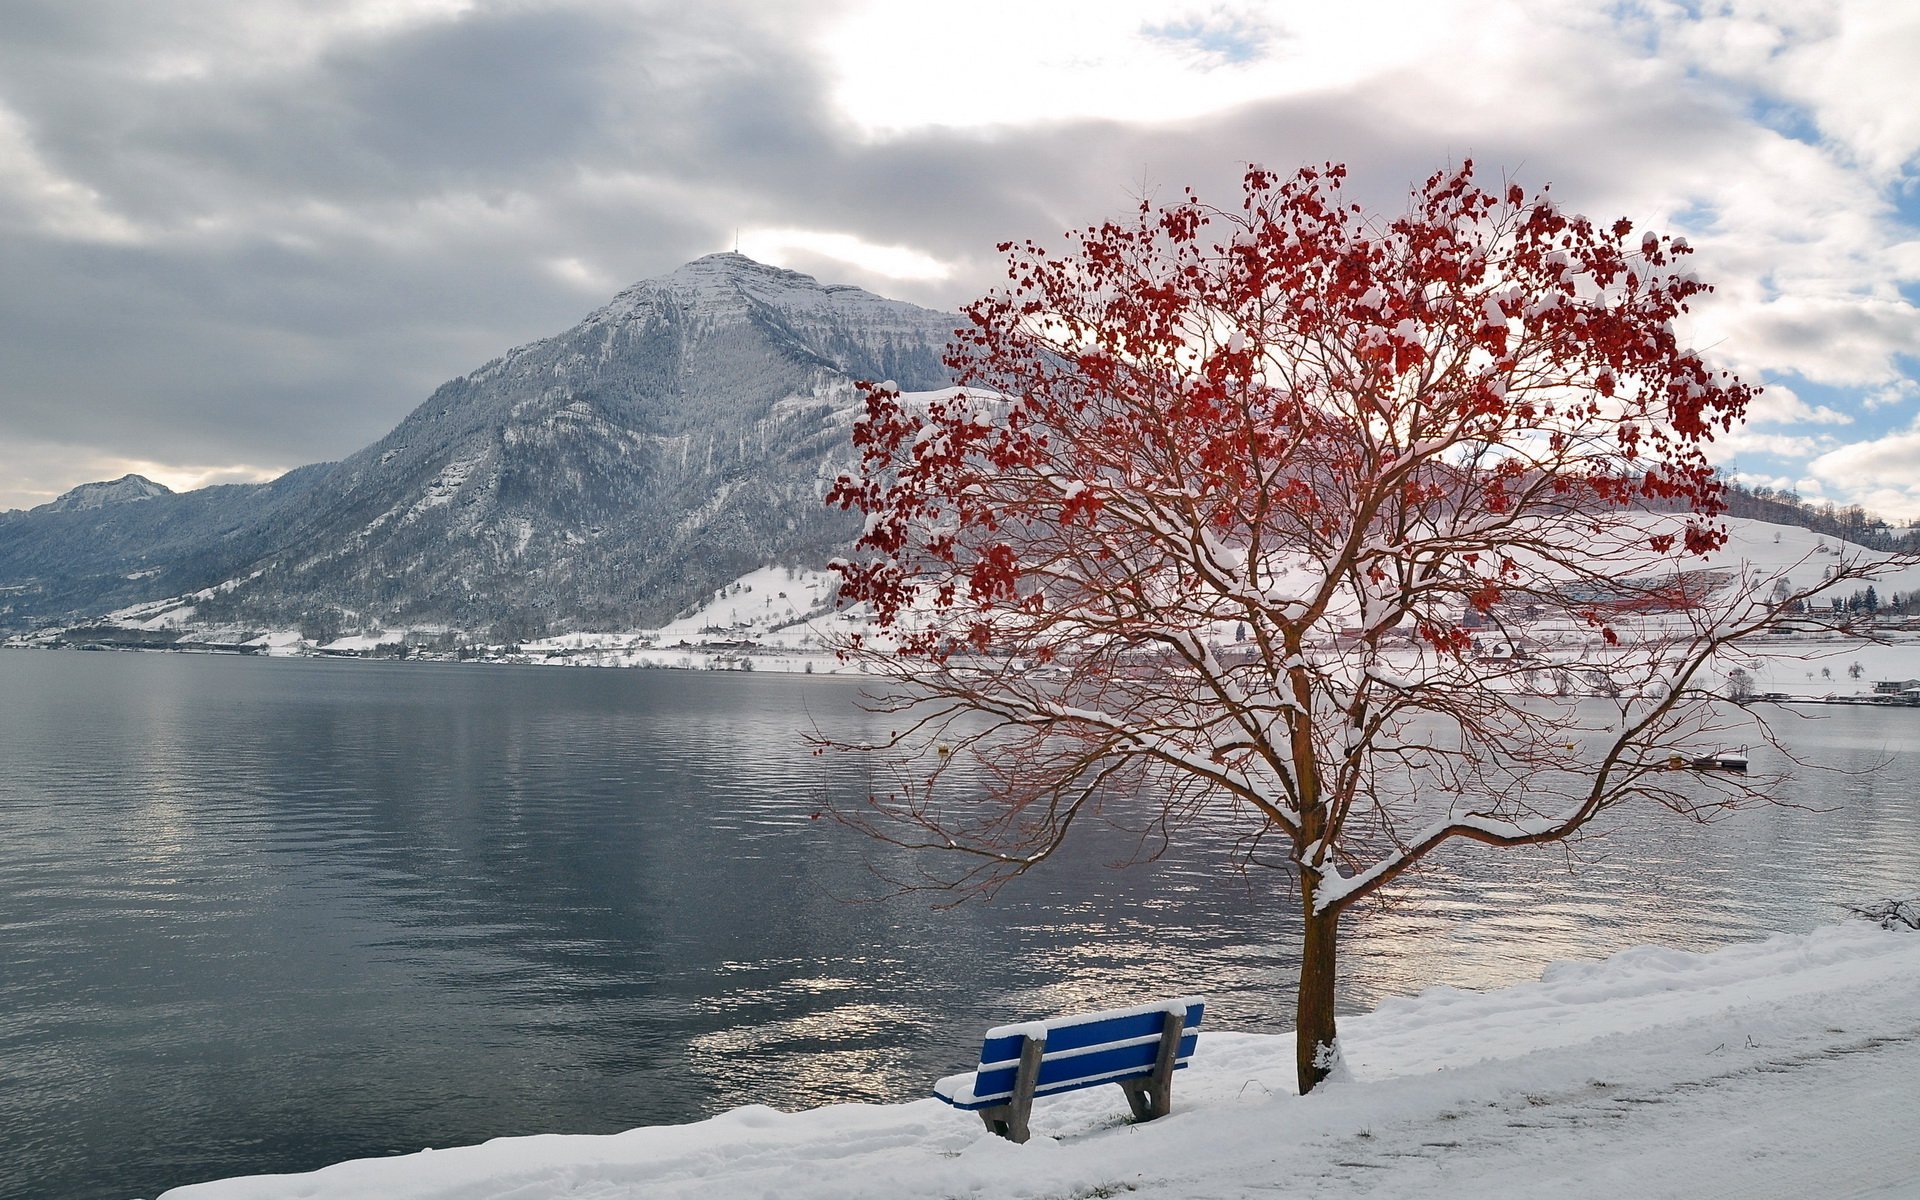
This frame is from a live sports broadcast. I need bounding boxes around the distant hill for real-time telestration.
[0,466,335,630]
[32,473,173,513]
[1720,480,1919,556]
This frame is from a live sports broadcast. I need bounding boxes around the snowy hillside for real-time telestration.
[516,565,861,671]
[1675,513,1920,596]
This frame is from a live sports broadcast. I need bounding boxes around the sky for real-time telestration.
[1,0,1916,516]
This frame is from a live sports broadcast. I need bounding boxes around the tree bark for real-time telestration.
[1295,891,1341,1095]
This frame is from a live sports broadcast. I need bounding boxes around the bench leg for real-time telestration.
[1118,1078,1156,1122]
[977,1105,1024,1142]
[978,1034,1044,1143]
[1118,1009,1184,1123]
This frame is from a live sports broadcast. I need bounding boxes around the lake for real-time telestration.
[2,650,1916,1200]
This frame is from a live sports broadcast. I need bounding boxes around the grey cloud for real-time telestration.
[7,10,631,218]
[330,8,632,177]
[0,1,862,502]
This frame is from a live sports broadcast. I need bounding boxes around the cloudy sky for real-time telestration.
[2,0,1916,516]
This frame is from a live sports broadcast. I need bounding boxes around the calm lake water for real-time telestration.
[2,650,1917,1200]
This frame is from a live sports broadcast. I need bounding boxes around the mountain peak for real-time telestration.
[566,252,950,352]
[34,473,173,514]
[663,251,832,297]
[680,250,787,272]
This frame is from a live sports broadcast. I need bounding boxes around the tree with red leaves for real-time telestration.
[823,162,1886,1094]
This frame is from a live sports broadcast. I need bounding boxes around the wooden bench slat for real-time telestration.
[965,1031,1199,1106]
[977,999,1205,1062]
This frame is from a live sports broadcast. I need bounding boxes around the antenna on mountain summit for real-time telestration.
[733,228,740,254]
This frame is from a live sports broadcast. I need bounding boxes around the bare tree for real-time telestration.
[820,162,1898,1094]
[1724,666,1756,701]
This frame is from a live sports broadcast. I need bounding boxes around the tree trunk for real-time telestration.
[1295,892,1341,1095]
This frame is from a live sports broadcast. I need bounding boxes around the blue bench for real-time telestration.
[933,996,1205,1142]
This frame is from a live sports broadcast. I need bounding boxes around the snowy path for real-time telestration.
[160,925,1920,1200]
[1254,1009,1920,1199]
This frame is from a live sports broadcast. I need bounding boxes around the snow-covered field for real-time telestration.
[513,564,859,672]
[160,922,1920,1200]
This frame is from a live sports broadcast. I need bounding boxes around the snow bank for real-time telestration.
[159,923,1920,1199]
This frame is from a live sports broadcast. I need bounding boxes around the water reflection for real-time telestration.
[0,652,1916,1200]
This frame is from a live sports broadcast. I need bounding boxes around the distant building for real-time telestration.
[1556,570,1730,615]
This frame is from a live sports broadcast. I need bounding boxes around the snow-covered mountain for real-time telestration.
[0,254,958,636]
[32,473,173,513]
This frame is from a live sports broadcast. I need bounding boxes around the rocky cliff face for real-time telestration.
[0,254,959,635]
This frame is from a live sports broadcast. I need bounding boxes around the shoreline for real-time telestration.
[155,923,1920,1200]
[13,634,1920,705]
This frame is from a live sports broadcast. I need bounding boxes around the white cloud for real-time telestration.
[735,229,953,282]
[1806,432,1920,505]
[545,255,617,294]
[1865,379,1920,413]
[1657,0,1920,179]
[1728,471,1804,494]
[1743,381,1852,427]
[1616,149,1920,398]
[1841,487,1920,523]
[1705,428,1841,464]
[1604,3,1920,412]
[817,0,1468,134]
[1718,295,1920,390]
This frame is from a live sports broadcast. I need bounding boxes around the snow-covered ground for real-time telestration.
[159,922,1920,1200]
[514,564,861,671]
